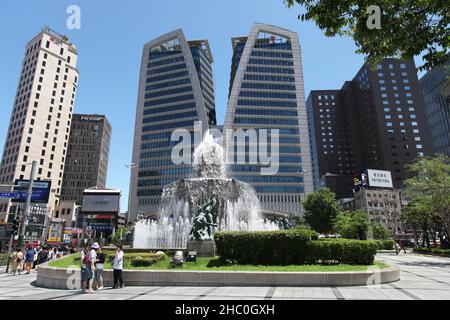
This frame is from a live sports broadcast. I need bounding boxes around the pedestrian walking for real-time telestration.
[24,245,35,274]
[10,249,22,275]
[112,243,124,289]
[94,245,105,290]
[37,246,48,265]
[32,246,38,269]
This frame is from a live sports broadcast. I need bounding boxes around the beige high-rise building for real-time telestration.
[0,27,79,222]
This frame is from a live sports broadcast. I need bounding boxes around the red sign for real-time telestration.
[90,215,114,220]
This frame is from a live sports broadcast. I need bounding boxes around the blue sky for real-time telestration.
[0,0,425,212]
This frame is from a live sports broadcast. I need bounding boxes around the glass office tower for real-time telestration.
[129,29,215,221]
[420,62,450,157]
[224,23,313,216]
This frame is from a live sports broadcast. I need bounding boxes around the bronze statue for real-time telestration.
[189,199,218,241]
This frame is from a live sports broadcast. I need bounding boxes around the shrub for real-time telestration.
[307,239,378,265]
[215,230,377,266]
[106,251,167,265]
[130,257,159,267]
[375,240,394,250]
[414,247,450,256]
[214,229,318,265]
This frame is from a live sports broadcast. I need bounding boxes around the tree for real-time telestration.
[112,227,129,245]
[401,199,432,247]
[370,222,391,240]
[285,0,449,71]
[303,188,339,234]
[334,210,370,240]
[404,155,450,248]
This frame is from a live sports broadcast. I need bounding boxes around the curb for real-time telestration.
[36,263,400,289]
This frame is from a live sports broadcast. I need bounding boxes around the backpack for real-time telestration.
[82,250,89,266]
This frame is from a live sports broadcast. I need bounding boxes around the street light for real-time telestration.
[18,160,37,249]
[125,163,138,224]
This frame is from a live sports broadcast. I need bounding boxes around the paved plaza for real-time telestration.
[0,253,449,300]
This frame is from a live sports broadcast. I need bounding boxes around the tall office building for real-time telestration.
[224,23,314,216]
[129,29,216,222]
[308,58,434,196]
[0,27,79,221]
[60,114,112,205]
[306,90,354,197]
[419,62,450,156]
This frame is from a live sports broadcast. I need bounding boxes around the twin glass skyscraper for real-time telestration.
[129,24,313,221]
[224,23,313,216]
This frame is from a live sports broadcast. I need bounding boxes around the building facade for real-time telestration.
[0,27,79,221]
[308,58,434,197]
[224,23,314,216]
[354,188,403,233]
[129,29,216,222]
[60,114,112,205]
[419,62,450,156]
[306,90,354,196]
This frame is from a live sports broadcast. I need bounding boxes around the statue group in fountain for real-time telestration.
[133,131,280,249]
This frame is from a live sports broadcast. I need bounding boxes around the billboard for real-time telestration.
[352,171,368,191]
[12,180,51,204]
[81,194,120,213]
[353,169,393,191]
[366,169,393,188]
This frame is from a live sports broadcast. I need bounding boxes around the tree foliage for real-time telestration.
[334,209,370,240]
[303,188,339,234]
[370,222,391,240]
[403,155,450,247]
[112,227,129,244]
[285,0,449,71]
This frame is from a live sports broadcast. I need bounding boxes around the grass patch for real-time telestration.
[48,253,389,272]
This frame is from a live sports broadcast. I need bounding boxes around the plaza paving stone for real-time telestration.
[0,252,449,300]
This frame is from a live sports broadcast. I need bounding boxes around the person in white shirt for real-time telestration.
[87,243,99,294]
[113,243,124,289]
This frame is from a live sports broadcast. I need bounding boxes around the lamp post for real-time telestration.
[125,163,138,223]
[18,160,37,249]
[299,169,308,217]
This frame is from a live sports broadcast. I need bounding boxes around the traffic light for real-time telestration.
[12,218,19,235]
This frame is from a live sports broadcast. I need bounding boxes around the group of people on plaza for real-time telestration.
[9,244,75,275]
[80,242,124,294]
[7,240,125,293]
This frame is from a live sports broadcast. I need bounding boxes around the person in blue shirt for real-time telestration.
[24,245,35,274]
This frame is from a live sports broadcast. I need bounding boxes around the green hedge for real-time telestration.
[215,230,377,265]
[414,247,450,256]
[215,229,318,265]
[307,239,378,265]
[375,240,394,250]
[0,254,7,266]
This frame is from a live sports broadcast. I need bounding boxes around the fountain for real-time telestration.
[133,131,278,251]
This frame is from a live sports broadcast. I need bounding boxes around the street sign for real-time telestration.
[12,180,51,204]
[0,192,20,199]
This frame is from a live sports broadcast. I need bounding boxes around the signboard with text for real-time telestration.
[12,180,52,204]
[353,169,393,191]
[366,169,393,189]
[81,194,120,213]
